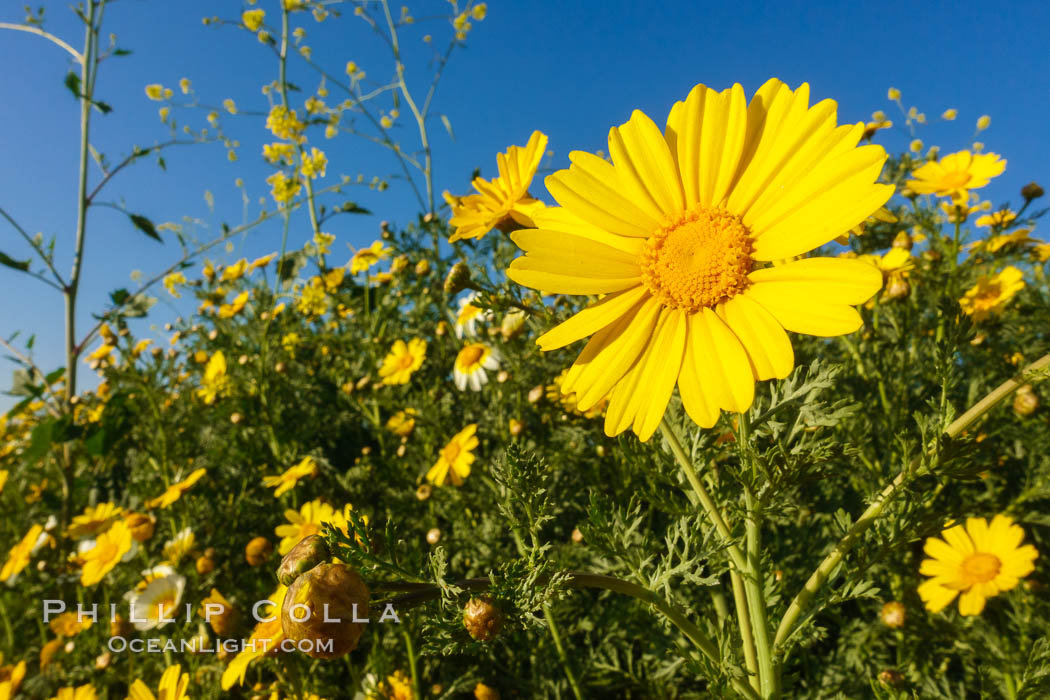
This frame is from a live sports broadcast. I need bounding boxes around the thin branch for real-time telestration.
[0,22,83,64]
[85,139,198,203]
[0,205,66,287]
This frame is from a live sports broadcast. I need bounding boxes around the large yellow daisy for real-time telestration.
[80,520,132,586]
[127,664,190,700]
[918,515,1038,616]
[906,150,1006,203]
[958,266,1025,322]
[447,131,548,242]
[67,502,124,538]
[507,79,891,440]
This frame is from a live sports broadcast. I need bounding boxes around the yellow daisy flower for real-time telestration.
[48,684,97,700]
[379,339,428,385]
[906,150,1006,203]
[0,470,7,495]
[218,290,251,318]
[453,342,500,391]
[1,524,45,584]
[49,611,93,637]
[146,468,207,509]
[249,253,277,271]
[161,527,196,565]
[275,499,355,554]
[80,520,132,586]
[426,424,478,486]
[546,369,607,418]
[970,229,1038,255]
[351,241,391,274]
[386,409,418,437]
[196,351,229,405]
[959,266,1025,322]
[221,585,287,690]
[263,456,320,497]
[975,209,1017,229]
[163,271,187,297]
[507,79,891,440]
[447,131,548,242]
[369,670,414,700]
[0,659,26,699]
[127,664,190,700]
[918,515,1038,616]
[221,258,249,282]
[66,502,124,538]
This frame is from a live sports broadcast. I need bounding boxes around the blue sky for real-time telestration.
[1,0,1048,408]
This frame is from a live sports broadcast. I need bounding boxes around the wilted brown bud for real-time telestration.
[151,347,163,359]
[416,484,432,501]
[426,528,441,545]
[196,550,216,575]
[463,596,505,641]
[281,563,371,659]
[125,512,155,542]
[891,231,913,251]
[1014,385,1039,417]
[275,362,287,374]
[444,261,472,295]
[880,601,906,629]
[878,669,904,686]
[474,682,501,700]
[245,537,273,566]
[277,535,331,586]
[1022,182,1044,201]
[883,276,910,301]
[527,385,544,403]
[110,615,133,638]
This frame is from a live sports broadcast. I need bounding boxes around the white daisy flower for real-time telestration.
[453,342,500,391]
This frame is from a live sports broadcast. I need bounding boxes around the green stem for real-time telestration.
[774,353,1050,653]
[743,485,777,698]
[402,629,420,700]
[384,572,759,700]
[543,602,584,700]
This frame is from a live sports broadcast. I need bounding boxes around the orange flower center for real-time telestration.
[961,552,1001,584]
[441,441,462,463]
[458,345,485,368]
[941,171,971,189]
[399,353,416,369]
[641,208,753,313]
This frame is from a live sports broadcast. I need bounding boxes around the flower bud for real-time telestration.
[496,370,510,383]
[878,669,904,687]
[245,536,273,566]
[1021,182,1044,201]
[444,262,472,295]
[880,601,906,628]
[474,683,501,700]
[500,310,526,340]
[527,385,544,404]
[238,354,249,365]
[571,528,584,543]
[1014,385,1039,417]
[883,276,910,301]
[277,534,331,586]
[281,563,371,659]
[415,484,432,501]
[230,412,243,424]
[414,259,430,276]
[275,361,287,374]
[196,551,216,575]
[426,528,441,545]
[891,231,913,251]
[95,652,111,669]
[124,512,155,542]
[508,419,524,437]
[463,596,505,641]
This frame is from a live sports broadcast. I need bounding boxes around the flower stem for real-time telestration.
[774,353,1050,654]
[543,602,584,700]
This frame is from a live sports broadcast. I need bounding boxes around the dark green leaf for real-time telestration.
[113,48,132,56]
[128,214,161,242]
[63,71,81,99]
[110,288,130,306]
[92,100,112,114]
[0,251,31,272]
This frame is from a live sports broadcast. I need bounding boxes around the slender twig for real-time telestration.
[0,22,83,63]
[85,139,198,203]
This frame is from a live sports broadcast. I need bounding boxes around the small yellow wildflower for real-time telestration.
[263,456,320,497]
[427,424,478,487]
[163,272,186,297]
[196,351,229,404]
[350,241,391,274]
[267,171,302,204]
[144,84,164,101]
[300,147,328,179]
[80,520,132,586]
[146,468,207,509]
[959,266,1025,322]
[242,9,265,31]
[379,339,427,385]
